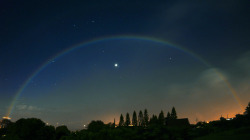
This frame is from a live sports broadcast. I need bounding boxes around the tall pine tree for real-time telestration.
[244,102,250,119]
[138,110,144,126]
[132,111,137,126]
[125,113,131,126]
[113,118,116,128]
[149,114,158,125]
[119,114,124,126]
[167,111,171,119]
[144,109,149,127]
[171,107,177,119]
[158,110,165,125]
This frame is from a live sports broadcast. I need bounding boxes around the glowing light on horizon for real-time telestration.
[2,117,11,120]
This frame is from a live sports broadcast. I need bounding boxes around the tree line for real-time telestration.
[0,103,250,140]
[118,107,177,127]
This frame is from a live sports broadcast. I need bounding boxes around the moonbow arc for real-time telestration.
[5,35,244,118]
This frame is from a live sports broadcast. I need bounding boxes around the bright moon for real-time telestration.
[114,63,118,67]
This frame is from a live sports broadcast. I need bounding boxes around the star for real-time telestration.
[73,24,79,29]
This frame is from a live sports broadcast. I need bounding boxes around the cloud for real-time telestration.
[231,51,250,104]
[161,51,250,122]
[16,105,27,110]
[16,105,42,111]
[198,69,225,86]
[27,106,41,111]
[236,51,250,72]
[166,68,229,98]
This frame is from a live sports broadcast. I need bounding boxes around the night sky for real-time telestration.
[0,0,250,130]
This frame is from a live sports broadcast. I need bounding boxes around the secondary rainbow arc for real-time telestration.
[5,35,244,118]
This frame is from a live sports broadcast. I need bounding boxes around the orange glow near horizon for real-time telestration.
[101,107,244,125]
[2,117,11,120]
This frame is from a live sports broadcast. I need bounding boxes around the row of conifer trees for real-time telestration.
[118,107,177,127]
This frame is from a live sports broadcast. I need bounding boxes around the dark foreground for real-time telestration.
[1,102,250,140]
[1,118,250,140]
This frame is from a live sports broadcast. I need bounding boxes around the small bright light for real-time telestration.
[114,63,118,67]
[2,117,11,120]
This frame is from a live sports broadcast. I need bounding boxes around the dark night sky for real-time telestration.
[0,0,250,130]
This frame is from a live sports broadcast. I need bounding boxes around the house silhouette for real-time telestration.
[166,118,190,127]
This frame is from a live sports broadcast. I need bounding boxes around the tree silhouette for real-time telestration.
[56,125,70,140]
[113,118,116,128]
[149,114,158,125]
[244,102,250,119]
[119,114,124,126]
[125,113,131,126]
[165,111,171,125]
[171,107,177,119]
[42,125,56,140]
[132,110,137,126]
[5,118,55,140]
[167,111,171,119]
[88,120,105,132]
[220,116,226,121]
[158,110,165,125]
[144,109,149,127]
[138,110,144,126]
[0,119,12,128]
